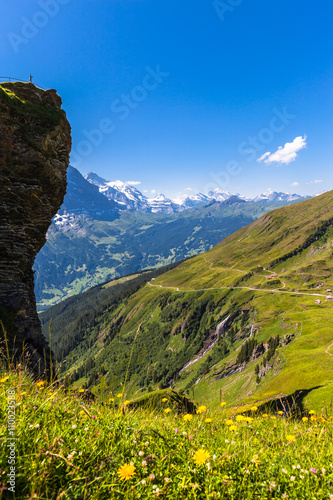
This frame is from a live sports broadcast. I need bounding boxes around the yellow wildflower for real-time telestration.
[205,418,213,423]
[164,408,172,414]
[309,410,316,415]
[251,454,260,464]
[225,419,233,426]
[262,413,268,418]
[117,463,136,480]
[161,397,168,403]
[196,405,207,414]
[36,381,45,387]
[302,417,308,422]
[229,425,237,431]
[236,415,245,422]
[183,414,193,422]
[117,393,122,398]
[250,406,258,412]
[109,398,114,402]
[220,401,226,407]
[245,417,252,423]
[78,389,85,393]
[79,410,85,416]
[0,376,9,383]
[286,435,296,443]
[310,416,317,421]
[193,449,210,466]
[124,400,130,406]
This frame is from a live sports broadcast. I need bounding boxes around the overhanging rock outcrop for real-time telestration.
[0,82,71,376]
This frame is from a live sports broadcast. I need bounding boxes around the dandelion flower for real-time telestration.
[286,435,296,443]
[229,425,237,431]
[117,393,122,398]
[193,449,210,466]
[124,400,130,406]
[309,410,316,415]
[263,413,268,418]
[302,417,308,422]
[0,376,9,383]
[205,418,213,423]
[164,408,172,414]
[162,397,168,403]
[251,454,260,464]
[245,417,252,423]
[250,406,258,412]
[278,411,284,415]
[225,420,233,426]
[79,410,85,416]
[109,397,114,402]
[78,389,85,393]
[310,416,317,421]
[183,414,193,422]
[117,463,136,481]
[220,401,226,407]
[196,405,207,414]
[236,415,245,422]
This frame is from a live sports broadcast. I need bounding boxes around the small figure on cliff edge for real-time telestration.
[29,74,33,82]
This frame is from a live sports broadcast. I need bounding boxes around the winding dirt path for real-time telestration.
[325,341,333,357]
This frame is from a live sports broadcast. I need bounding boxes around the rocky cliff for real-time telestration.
[0,82,71,376]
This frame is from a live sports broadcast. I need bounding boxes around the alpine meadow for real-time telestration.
[1,1,333,499]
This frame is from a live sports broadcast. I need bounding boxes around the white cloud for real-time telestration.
[307,179,323,184]
[257,135,307,165]
[185,187,192,191]
[257,151,271,162]
[291,181,299,187]
[126,181,141,186]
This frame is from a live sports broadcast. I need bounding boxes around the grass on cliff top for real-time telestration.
[0,83,64,133]
[1,369,333,499]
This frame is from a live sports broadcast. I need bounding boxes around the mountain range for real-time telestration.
[34,167,308,310]
[40,189,333,411]
[84,169,307,214]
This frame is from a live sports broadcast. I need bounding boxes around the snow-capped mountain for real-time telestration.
[148,194,181,214]
[207,188,233,202]
[253,190,304,203]
[56,166,119,224]
[85,173,151,212]
[181,193,211,209]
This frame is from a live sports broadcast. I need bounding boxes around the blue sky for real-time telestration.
[1,0,332,199]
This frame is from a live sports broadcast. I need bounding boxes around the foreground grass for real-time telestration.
[0,372,333,499]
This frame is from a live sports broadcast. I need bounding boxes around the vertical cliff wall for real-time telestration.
[0,82,71,376]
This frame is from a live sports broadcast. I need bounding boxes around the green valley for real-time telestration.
[40,191,333,412]
[34,196,305,311]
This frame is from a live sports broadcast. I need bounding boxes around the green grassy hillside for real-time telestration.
[41,191,333,412]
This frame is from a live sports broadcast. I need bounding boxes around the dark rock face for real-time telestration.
[0,82,71,376]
